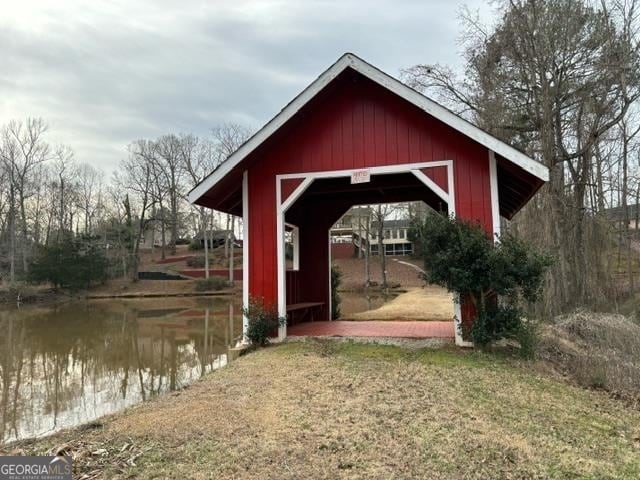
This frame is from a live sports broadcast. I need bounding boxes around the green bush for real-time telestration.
[242,297,287,347]
[331,265,342,320]
[29,235,110,291]
[188,239,203,251]
[410,214,551,353]
[194,276,229,291]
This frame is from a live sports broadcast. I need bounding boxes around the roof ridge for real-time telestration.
[189,53,548,205]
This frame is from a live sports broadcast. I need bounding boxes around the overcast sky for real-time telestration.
[1,0,493,174]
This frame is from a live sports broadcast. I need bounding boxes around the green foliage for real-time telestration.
[514,319,538,360]
[188,239,203,251]
[194,276,229,291]
[410,214,552,353]
[469,305,522,347]
[29,235,110,291]
[242,297,287,347]
[331,265,342,320]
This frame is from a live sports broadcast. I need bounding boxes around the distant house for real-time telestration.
[604,204,640,230]
[196,230,240,249]
[331,206,372,241]
[369,219,413,256]
[329,207,413,257]
[140,219,164,249]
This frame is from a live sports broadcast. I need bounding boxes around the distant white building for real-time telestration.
[140,219,164,249]
[329,207,413,257]
[369,219,413,256]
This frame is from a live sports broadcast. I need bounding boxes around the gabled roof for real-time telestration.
[188,53,548,205]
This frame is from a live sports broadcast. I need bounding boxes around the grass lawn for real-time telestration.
[4,341,640,479]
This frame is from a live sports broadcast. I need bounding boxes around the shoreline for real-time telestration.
[0,280,240,307]
[1,343,250,449]
[85,290,236,299]
[2,342,638,478]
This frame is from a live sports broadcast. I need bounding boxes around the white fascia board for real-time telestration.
[349,56,549,182]
[188,53,548,205]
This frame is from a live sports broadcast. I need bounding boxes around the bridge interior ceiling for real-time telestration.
[285,173,447,228]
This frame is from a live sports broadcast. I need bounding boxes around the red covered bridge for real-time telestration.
[189,53,548,345]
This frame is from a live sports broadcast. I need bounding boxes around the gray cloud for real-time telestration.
[0,0,492,173]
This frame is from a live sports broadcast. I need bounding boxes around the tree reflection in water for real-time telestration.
[0,296,242,443]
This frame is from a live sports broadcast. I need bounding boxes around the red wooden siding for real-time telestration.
[281,177,305,204]
[420,166,448,193]
[247,74,493,327]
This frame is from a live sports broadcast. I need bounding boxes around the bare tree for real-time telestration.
[358,209,372,288]
[76,163,104,235]
[402,0,640,314]
[154,135,184,255]
[180,135,216,279]
[0,118,49,280]
[372,204,397,291]
[119,140,156,280]
[51,146,77,242]
[210,124,251,269]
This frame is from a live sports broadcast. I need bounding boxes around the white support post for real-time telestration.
[276,180,287,340]
[489,150,501,241]
[242,171,249,344]
[328,230,332,321]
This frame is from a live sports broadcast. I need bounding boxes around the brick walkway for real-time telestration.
[287,320,455,339]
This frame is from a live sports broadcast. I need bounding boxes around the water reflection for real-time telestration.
[0,297,242,444]
[339,291,396,318]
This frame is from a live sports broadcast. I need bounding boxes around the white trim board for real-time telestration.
[277,161,452,182]
[188,53,548,205]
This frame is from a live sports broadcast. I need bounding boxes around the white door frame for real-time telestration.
[274,160,473,343]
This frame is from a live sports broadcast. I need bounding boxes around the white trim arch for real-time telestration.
[274,160,469,346]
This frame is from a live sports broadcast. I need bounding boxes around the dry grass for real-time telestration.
[539,310,640,405]
[345,286,454,321]
[335,256,425,290]
[4,341,640,479]
[88,278,240,297]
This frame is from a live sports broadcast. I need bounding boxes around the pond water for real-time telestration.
[338,292,395,317]
[0,297,242,444]
[0,291,389,444]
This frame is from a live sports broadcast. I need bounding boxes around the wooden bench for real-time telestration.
[286,302,325,323]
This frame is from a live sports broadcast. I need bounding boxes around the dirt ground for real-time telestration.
[7,342,640,479]
[137,244,241,272]
[334,256,425,290]
[345,286,454,321]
